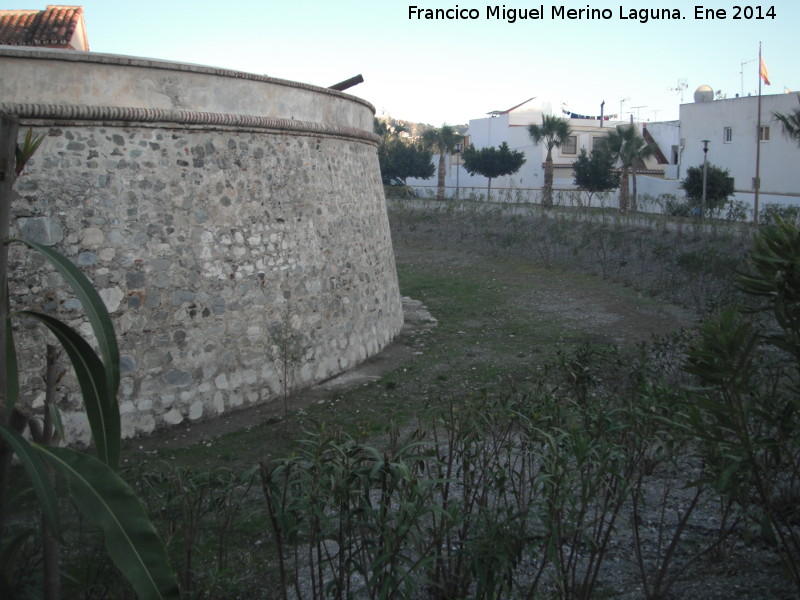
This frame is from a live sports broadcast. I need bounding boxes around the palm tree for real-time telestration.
[600,124,654,212]
[527,115,572,207]
[422,125,461,200]
[774,103,800,147]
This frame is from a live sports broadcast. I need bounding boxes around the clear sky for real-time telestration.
[4,1,797,126]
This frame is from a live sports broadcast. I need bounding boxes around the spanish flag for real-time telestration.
[760,56,771,86]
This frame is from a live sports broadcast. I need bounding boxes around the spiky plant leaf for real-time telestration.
[35,445,180,600]
[0,424,60,535]
[17,311,120,469]
[10,239,120,403]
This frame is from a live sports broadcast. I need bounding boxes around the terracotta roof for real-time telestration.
[0,5,85,49]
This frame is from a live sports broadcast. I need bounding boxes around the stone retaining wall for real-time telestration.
[2,47,403,442]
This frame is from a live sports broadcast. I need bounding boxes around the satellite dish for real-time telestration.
[694,85,714,103]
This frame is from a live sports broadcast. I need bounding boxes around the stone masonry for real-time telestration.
[2,48,404,443]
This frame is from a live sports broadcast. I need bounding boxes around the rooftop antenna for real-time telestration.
[669,78,688,102]
[619,97,630,118]
[740,58,757,96]
[631,105,648,122]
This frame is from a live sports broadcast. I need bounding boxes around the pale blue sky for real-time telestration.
[4,1,797,125]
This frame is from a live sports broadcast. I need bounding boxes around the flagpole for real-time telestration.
[754,42,763,226]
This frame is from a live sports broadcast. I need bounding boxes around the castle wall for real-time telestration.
[2,47,403,442]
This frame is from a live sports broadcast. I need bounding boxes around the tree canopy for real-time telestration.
[572,148,621,204]
[680,163,735,216]
[462,142,526,199]
[374,118,434,185]
[377,138,435,184]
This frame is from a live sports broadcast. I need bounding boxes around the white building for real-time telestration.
[678,88,800,211]
[408,90,800,214]
[408,97,674,204]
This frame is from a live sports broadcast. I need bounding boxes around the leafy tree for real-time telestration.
[774,100,800,147]
[599,124,654,212]
[422,125,462,200]
[572,147,621,205]
[374,118,434,185]
[462,142,526,200]
[527,115,572,207]
[680,163,735,217]
[377,137,435,184]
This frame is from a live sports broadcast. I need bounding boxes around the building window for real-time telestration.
[561,135,578,155]
[723,127,733,143]
[759,126,770,141]
[591,136,604,151]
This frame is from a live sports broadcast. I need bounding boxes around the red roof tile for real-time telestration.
[0,5,85,49]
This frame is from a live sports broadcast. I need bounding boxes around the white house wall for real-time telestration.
[679,93,800,207]
[405,93,800,215]
[645,121,681,179]
[409,110,642,201]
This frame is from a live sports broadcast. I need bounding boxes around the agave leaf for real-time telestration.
[48,402,65,443]
[35,445,180,600]
[9,239,120,402]
[17,310,120,469]
[14,128,46,176]
[0,423,60,535]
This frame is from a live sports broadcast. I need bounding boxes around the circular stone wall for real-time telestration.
[2,47,403,441]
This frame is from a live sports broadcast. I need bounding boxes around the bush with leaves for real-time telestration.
[260,343,732,600]
[461,142,526,200]
[377,137,434,185]
[680,163,735,217]
[572,147,621,206]
[760,202,800,227]
[682,218,800,592]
